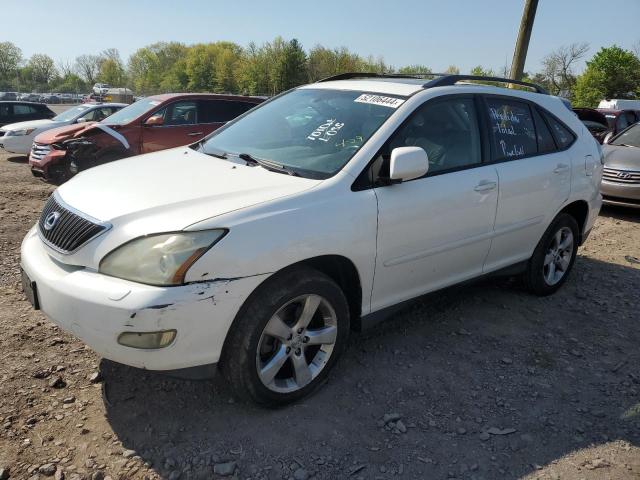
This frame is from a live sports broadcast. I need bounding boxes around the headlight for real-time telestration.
[99,230,226,286]
[7,128,35,136]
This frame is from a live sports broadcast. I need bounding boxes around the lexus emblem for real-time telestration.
[617,172,632,179]
[44,211,61,231]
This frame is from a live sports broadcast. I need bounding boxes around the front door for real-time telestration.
[141,100,203,153]
[370,96,499,312]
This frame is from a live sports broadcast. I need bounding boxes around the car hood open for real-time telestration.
[34,121,99,144]
[0,119,53,132]
[56,147,321,229]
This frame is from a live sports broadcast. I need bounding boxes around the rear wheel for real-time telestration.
[524,213,579,296]
[220,267,350,406]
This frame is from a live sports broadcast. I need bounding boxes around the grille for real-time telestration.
[38,194,108,253]
[602,167,640,184]
[30,142,51,161]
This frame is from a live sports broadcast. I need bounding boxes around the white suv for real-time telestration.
[20,74,603,405]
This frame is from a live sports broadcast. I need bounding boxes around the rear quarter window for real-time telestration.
[543,111,576,149]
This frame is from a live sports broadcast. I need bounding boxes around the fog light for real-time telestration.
[117,330,177,349]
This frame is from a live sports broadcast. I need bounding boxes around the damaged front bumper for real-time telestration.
[20,227,269,371]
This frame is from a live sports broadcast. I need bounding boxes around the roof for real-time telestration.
[147,93,266,102]
[304,73,549,98]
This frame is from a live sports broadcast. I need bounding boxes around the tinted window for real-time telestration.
[617,115,629,132]
[14,104,36,115]
[384,97,481,175]
[544,112,575,149]
[0,104,9,118]
[199,100,256,123]
[486,98,537,160]
[165,101,197,126]
[532,108,557,153]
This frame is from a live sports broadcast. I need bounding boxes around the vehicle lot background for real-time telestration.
[0,149,639,479]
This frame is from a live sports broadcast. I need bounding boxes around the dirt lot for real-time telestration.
[0,150,639,480]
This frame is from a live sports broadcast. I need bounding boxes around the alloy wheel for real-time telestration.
[256,294,338,393]
[543,226,574,286]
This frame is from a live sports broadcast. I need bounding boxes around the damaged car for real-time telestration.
[21,74,602,405]
[30,93,265,183]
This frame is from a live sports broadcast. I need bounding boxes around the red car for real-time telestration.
[30,93,265,183]
[596,108,640,136]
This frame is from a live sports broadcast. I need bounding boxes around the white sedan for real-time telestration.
[0,103,126,155]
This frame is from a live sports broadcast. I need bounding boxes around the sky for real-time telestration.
[3,0,639,74]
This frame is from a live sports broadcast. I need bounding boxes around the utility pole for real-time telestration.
[510,0,539,81]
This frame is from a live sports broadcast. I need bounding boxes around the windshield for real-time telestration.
[53,106,91,122]
[201,88,403,178]
[611,123,640,147]
[102,98,159,126]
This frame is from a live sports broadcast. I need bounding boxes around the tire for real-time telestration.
[220,266,350,406]
[524,213,579,296]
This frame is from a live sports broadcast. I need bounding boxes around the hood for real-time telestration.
[573,108,608,127]
[0,118,53,132]
[603,144,640,170]
[56,147,320,228]
[34,121,98,144]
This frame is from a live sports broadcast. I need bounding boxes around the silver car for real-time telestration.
[601,123,640,208]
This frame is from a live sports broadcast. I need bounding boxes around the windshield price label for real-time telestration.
[354,94,405,109]
[307,119,345,142]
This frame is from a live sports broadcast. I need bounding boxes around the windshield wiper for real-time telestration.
[238,153,299,176]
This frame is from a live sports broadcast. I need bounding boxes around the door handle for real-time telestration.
[474,180,497,192]
[554,163,569,173]
[187,132,203,137]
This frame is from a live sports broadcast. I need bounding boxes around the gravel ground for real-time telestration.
[0,150,639,480]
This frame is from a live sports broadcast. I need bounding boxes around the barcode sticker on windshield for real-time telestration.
[354,94,405,109]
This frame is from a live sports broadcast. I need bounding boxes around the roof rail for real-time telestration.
[316,72,439,82]
[316,72,548,95]
[424,75,548,94]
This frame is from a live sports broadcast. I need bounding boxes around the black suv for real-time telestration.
[0,102,56,128]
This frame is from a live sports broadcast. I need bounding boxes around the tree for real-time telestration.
[27,54,57,89]
[74,54,101,84]
[573,45,640,107]
[98,58,126,86]
[469,65,495,77]
[0,42,22,89]
[539,42,589,96]
[445,65,460,74]
[397,64,432,75]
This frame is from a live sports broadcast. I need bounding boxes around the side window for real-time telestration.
[199,100,255,123]
[532,108,557,153]
[543,112,575,149]
[485,98,537,160]
[386,97,481,175]
[14,104,36,115]
[166,101,197,126]
[616,114,629,132]
[0,104,10,118]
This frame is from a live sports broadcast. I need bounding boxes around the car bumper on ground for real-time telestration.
[20,227,268,371]
[601,180,640,208]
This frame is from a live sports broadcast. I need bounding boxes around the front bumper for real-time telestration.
[20,227,268,370]
[601,180,640,208]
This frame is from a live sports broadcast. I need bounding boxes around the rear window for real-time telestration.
[485,98,537,160]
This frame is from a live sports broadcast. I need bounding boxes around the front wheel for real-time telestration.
[220,267,350,406]
[524,213,579,296]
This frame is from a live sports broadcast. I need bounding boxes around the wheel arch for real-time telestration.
[559,200,589,245]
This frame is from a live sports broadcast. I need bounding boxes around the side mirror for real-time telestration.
[389,147,429,182]
[76,117,88,123]
[144,115,164,127]
[603,132,613,144]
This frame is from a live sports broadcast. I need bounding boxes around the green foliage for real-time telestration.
[573,45,640,107]
[397,64,432,75]
[0,41,22,89]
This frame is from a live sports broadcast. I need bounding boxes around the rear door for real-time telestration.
[197,99,258,136]
[13,103,40,122]
[482,96,572,272]
[141,100,200,153]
